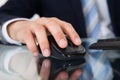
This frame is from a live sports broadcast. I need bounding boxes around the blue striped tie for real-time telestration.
[81,0,101,39]
[80,51,114,80]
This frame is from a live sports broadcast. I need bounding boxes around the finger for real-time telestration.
[55,71,69,80]
[24,30,39,56]
[69,69,82,80]
[37,18,68,48]
[33,24,50,57]
[40,59,51,80]
[51,18,81,46]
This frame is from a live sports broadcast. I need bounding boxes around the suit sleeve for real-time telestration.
[0,0,39,25]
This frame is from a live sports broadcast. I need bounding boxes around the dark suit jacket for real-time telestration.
[0,0,120,38]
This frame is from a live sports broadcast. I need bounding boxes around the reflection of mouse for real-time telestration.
[39,35,86,60]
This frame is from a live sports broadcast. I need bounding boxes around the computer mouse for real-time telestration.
[39,35,86,60]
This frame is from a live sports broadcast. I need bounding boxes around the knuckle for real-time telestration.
[35,17,47,23]
[30,23,45,32]
[51,17,58,20]
[53,30,62,34]
[64,23,75,31]
[72,33,79,37]
[40,17,46,20]
[29,22,37,28]
[48,20,57,25]
[39,41,49,49]
[65,23,73,27]
[28,45,37,53]
[36,26,45,33]
[53,32,64,37]
[40,17,47,21]
[56,31,63,35]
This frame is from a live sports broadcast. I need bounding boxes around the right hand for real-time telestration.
[7,17,81,57]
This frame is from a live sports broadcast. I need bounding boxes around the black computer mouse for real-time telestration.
[39,35,86,60]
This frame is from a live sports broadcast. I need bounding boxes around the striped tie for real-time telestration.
[80,51,114,80]
[81,0,101,39]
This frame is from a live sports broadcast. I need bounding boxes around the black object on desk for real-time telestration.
[38,35,86,60]
[38,57,85,80]
[89,38,120,50]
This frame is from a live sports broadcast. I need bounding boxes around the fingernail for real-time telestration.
[59,39,67,48]
[75,37,81,45]
[43,49,50,57]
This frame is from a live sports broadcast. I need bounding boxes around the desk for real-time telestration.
[0,39,120,80]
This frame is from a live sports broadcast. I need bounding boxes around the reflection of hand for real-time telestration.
[39,59,51,80]
[69,69,82,80]
[55,69,82,80]
[8,17,81,57]
[39,59,82,80]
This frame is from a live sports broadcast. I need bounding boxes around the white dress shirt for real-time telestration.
[0,0,7,7]
[0,0,115,44]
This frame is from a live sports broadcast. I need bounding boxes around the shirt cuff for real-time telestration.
[2,18,29,45]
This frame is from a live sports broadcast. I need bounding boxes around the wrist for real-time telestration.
[2,18,29,45]
[7,20,26,42]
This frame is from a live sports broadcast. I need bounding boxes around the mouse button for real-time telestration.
[50,45,67,59]
[48,36,60,51]
[50,40,66,56]
[62,45,86,55]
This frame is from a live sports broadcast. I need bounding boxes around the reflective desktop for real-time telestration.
[0,39,120,80]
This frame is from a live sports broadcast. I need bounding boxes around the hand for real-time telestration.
[55,69,82,80]
[7,17,81,57]
[39,59,51,80]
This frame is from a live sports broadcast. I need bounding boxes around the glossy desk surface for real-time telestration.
[0,39,120,80]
